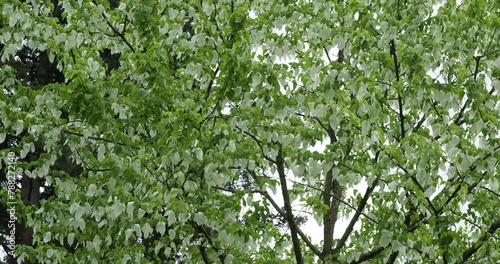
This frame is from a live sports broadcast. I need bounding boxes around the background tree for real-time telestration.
[1,0,499,263]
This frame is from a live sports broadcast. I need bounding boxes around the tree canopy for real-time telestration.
[1,0,499,263]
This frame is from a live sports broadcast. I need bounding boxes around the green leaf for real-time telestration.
[4,0,500,263]
[156,222,166,236]
[194,148,203,161]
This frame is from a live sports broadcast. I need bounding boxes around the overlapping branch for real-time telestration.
[246,169,323,259]
[333,174,380,255]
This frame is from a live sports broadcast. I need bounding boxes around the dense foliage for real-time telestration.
[1,0,499,263]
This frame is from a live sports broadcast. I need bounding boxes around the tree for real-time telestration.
[1,0,499,263]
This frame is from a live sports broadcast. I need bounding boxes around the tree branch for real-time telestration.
[322,167,341,258]
[412,113,427,133]
[460,219,500,263]
[472,56,481,81]
[289,179,379,224]
[390,39,405,140]
[453,98,470,126]
[239,129,276,163]
[333,175,380,254]
[92,0,136,52]
[387,251,399,264]
[480,186,500,199]
[317,113,342,260]
[276,147,304,264]
[199,245,211,264]
[349,246,385,264]
[246,169,322,260]
[194,224,226,263]
[388,153,438,215]
[323,46,332,63]
[63,129,131,148]
[205,63,220,100]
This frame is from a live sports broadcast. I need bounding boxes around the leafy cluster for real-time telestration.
[1,0,499,263]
